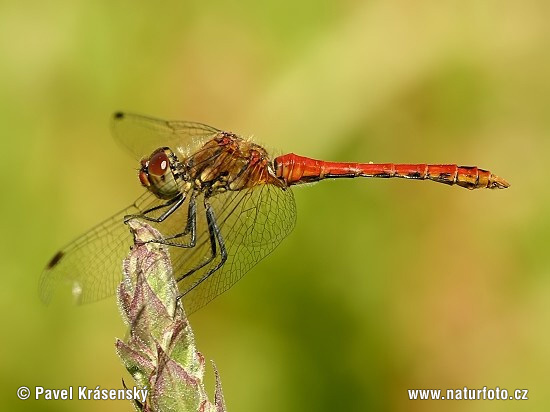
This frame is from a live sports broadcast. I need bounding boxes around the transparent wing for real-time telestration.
[41,181,296,313]
[111,112,222,160]
[39,192,160,304]
[150,184,297,315]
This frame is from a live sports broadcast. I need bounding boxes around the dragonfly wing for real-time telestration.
[111,112,222,160]
[41,177,296,313]
[165,184,297,314]
[39,192,160,304]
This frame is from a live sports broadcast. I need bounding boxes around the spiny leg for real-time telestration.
[150,195,198,248]
[175,201,219,282]
[124,193,186,223]
[176,199,228,300]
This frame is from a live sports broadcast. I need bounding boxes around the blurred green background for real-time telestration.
[1,1,548,411]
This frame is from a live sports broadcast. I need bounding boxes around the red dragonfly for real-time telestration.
[40,113,509,314]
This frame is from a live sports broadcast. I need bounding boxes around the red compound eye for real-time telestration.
[148,151,169,176]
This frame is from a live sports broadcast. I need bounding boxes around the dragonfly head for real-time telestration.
[139,147,182,199]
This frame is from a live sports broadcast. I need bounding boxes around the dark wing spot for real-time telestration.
[47,251,65,269]
[114,112,124,119]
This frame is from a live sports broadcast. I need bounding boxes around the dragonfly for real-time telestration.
[40,112,510,314]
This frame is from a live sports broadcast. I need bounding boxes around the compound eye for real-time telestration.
[148,151,169,176]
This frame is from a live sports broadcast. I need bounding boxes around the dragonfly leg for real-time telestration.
[149,196,197,248]
[175,200,228,294]
[124,193,185,223]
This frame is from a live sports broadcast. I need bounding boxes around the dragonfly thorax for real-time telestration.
[185,134,285,196]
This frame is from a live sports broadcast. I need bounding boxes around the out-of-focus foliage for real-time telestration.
[1,1,548,411]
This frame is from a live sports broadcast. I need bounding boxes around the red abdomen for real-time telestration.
[274,153,509,190]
